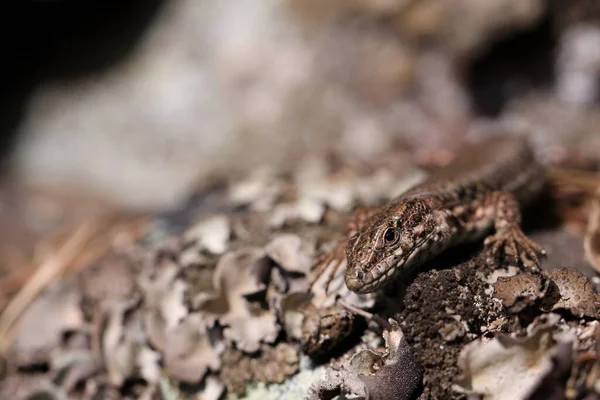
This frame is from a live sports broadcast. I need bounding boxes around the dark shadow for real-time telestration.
[521,187,563,232]
[0,0,166,168]
[466,12,557,117]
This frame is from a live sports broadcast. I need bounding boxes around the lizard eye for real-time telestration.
[383,228,398,244]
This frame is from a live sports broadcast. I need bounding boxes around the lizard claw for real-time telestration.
[484,227,545,271]
[309,240,348,294]
[309,206,379,294]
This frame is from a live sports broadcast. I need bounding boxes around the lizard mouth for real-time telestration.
[346,231,435,294]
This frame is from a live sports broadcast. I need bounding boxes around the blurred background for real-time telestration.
[1,0,600,310]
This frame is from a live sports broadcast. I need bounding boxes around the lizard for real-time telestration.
[311,135,547,294]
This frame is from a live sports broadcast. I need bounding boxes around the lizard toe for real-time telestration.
[485,227,545,271]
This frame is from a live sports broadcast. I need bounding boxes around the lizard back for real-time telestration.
[402,135,545,206]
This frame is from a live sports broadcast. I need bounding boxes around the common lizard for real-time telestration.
[312,136,546,294]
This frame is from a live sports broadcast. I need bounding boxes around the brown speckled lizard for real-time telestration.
[312,136,546,294]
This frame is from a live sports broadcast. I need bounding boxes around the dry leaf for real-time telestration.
[455,314,572,400]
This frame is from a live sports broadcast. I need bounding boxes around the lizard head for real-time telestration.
[344,197,439,294]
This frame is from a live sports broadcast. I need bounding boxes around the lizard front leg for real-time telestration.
[482,191,546,270]
[310,206,380,293]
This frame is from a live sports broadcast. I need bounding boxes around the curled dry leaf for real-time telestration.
[194,248,279,353]
[265,234,314,275]
[9,278,84,366]
[101,300,160,387]
[199,375,226,400]
[493,273,550,313]
[266,234,316,294]
[79,253,138,314]
[137,346,162,387]
[139,255,188,351]
[223,312,279,354]
[145,278,188,351]
[493,273,543,306]
[50,332,99,393]
[199,247,268,306]
[0,374,58,399]
[227,166,284,211]
[163,313,222,383]
[178,245,211,268]
[455,314,572,400]
[584,187,600,272]
[295,157,356,212]
[182,214,231,255]
[309,319,422,400]
[493,269,600,319]
[269,199,326,228]
[546,268,600,318]
[277,292,312,341]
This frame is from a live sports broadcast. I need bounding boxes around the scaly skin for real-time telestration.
[312,136,547,294]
